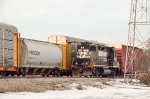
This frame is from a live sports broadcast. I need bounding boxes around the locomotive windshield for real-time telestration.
[77,45,90,58]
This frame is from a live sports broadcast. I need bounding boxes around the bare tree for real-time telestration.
[142,39,150,72]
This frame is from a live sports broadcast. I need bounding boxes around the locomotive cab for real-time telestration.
[74,42,96,67]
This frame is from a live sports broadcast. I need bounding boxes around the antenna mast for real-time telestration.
[124,0,150,82]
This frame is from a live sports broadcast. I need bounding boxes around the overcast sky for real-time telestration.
[0,0,130,44]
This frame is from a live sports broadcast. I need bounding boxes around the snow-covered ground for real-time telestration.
[0,79,150,99]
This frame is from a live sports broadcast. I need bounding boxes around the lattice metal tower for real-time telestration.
[124,0,150,82]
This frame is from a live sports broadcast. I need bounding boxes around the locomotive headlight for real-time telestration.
[86,62,88,65]
[76,62,78,65]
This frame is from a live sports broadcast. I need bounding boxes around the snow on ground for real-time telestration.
[0,79,150,99]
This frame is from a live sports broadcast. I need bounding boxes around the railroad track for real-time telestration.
[0,75,118,79]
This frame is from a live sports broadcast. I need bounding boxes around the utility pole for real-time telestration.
[124,0,150,82]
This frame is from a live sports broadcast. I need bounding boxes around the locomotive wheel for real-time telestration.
[70,73,72,77]
[46,75,49,77]
[17,74,20,77]
[60,73,63,77]
[66,74,69,77]
[56,74,60,77]
[42,75,45,77]
[69,71,72,77]
[66,73,71,77]
[67,70,72,77]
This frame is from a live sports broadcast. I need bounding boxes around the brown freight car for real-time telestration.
[108,44,143,74]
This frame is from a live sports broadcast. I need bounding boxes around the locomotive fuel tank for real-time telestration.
[20,38,62,68]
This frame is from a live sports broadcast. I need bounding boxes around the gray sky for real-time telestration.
[0,0,130,44]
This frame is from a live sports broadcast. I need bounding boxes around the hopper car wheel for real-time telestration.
[69,71,72,77]
[56,71,60,77]
[17,74,20,77]
[22,74,26,77]
[21,68,27,77]
[2,72,9,76]
[67,71,72,77]
[60,73,63,77]
[22,73,26,77]
[11,74,14,77]
[66,72,70,77]
[52,69,60,77]
[51,70,55,77]
[70,73,72,77]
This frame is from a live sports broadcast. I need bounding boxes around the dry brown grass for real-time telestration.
[0,77,110,93]
[139,73,150,85]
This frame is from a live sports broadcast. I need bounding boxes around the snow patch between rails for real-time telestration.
[0,79,150,99]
